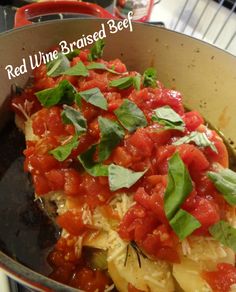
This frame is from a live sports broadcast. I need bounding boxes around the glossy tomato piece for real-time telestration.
[64,169,82,197]
[118,204,155,241]
[182,111,204,132]
[204,131,229,168]
[140,225,180,263]
[33,174,51,195]
[134,187,167,225]
[108,58,127,73]
[56,210,89,236]
[45,169,65,191]
[156,88,184,115]
[112,146,132,168]
[190,197,220,235]
[177,144,210,174]
[203,263,236,292]
[69,267,112,292]
[33,64,55,90]
[126,128,154,158]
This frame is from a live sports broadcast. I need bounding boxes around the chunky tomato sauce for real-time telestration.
[12,45,235,292]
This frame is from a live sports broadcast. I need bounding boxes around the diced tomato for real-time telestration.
[140,225,180,263]
[69,267,112,292]
[181,189,198,211]
[79,73,108,92]
[79,174,112,208]
[56,210,88,236]
[134,187,167,224]
[152,247,180,263]
[147,124,174,147]
[190,197,220,235]
[203,131,229,168]
[108,58,127,73]
[155,145,176,174]
[112,146,132,168]
[32,107,68,137]
[64,169,82,197]
[203,263,236,292]
[156,88,184,115]
[47,107,69,136]
[45,169,65,191]
[182,111,204,132]
[33,65,55,90]
[28,155,59,173]
[177,144,210,173]
[118,204,155,241]
[126,128,154,158]
[50,263,76,284]
[79,49,90,62]
[33,174,51,195]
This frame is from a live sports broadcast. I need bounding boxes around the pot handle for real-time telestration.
[15,1,115,28]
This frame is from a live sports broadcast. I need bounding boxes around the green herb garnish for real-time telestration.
[170,209,201,240]
[65,49,80,61]
[208,168,236,206]
[46,52,70,77]
[173,131,217,152]
[87,62,120,74]
[108,164,146,191]
[98,117,125,162]
[76,87,108,110]
[114,99,147,132]
[62,105,87,135]
[109,76,134,90]
[143,67,157,88]
[152,105,185,131]
[50,135,79,161]
[209,220,236,252]
[133,75,142,91]
[164,152,193,220]
[89,39,105,61]
[63,61,89,76]
[35,80,76,107]
[78,145,108,177]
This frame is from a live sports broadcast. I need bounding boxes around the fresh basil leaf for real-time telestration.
[114,99,147,132]
[50,135,79,162]
[62,105,87,135]
[78,145,108,177]
[98,117,125,162]
[209,220,236,252]
[46,52,70,77]
[164,152,193,220]
[208,168,236,206]
[89,39,105,61]
[76,87,107,110]
[133,75,141,91]
[170,209,201,240]
[109,76,134,90]
[143,67,157,88]
[87,62,120,75]
[173,131,218,153]
[65,49,80,61]
[152,105,185,131]
[108,164,146,191]
[63,61,89,76]
[35,80,76,107]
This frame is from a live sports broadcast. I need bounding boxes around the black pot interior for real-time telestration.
[0,120,59,278]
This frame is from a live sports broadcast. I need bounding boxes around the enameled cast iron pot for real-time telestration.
[0,12,236,292]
